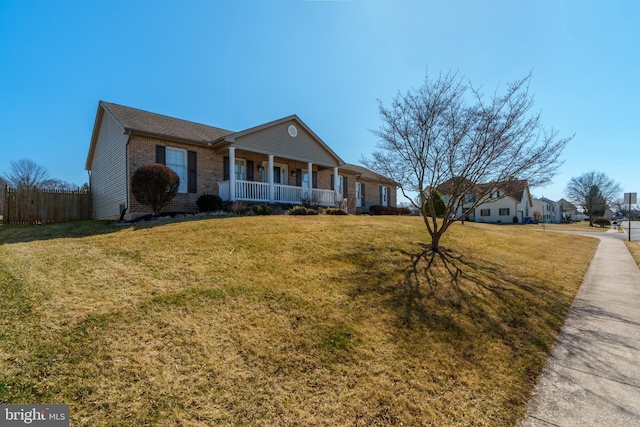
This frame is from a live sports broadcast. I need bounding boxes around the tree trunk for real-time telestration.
[430,232,442,252]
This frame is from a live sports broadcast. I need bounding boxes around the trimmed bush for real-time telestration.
[131,164,179,215]
[287,206,319,216]
[196,194,223,212]
[251,204,272,216]
[323,208,348,215]
[593,217,611,228]
[369,205,411,215]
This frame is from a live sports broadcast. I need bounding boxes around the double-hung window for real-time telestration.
[356,182,364,207]
[157,145,197,193]
[235,159,246,181]
[381,186,389,207]
[480,209,490,216]
[499,208,510,216]
[166,147,187,193]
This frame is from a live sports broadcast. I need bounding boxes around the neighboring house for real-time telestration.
[557,198,588,222]
[437,178,533,224]
[532,197,561,223]
[85,101,396,219]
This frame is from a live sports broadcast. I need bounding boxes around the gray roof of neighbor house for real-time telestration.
[340,163,398,186]
[100,101,233,144]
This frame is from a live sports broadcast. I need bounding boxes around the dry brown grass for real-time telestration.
[0,216,598,426]
[624,240,640,268]
[526,220,610,232]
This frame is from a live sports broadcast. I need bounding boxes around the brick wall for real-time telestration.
[125,138,391,216]
[128,135,224,216]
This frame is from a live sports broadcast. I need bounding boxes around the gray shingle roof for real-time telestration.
[101,101,232,145]
[340,163,397,185]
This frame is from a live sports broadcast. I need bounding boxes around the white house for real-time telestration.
[531,197,561,223]
[438,178,533,224]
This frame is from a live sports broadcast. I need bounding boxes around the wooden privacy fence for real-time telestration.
[3,186,92,224]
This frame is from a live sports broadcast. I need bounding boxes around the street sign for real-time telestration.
[624,192,637,204]
[624,193,636,241]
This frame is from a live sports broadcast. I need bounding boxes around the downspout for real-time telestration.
[87,169,93,219]
[124,131,132,219]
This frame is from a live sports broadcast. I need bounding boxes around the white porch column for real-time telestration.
[268,154,275,203]
[229,146,236,201]
[334,166,339,194]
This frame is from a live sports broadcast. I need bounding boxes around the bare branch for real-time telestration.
[363,71,572,251]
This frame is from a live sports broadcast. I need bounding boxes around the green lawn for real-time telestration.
[0,216,598,426]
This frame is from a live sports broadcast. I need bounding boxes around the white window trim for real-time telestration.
[166,147,187,193]
[235,158,246,181]
[336,175,344,195]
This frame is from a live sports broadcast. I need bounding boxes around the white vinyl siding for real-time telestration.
[234,121,338,167]
[90,110,128,219]
[166,147,187,193]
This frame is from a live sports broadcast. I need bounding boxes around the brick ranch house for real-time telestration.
[86,101,397,219]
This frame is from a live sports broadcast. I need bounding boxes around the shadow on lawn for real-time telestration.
[348,244,566,357]
[0,220,121,244]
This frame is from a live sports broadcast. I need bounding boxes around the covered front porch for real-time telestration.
[217,147,345,207]
[218,180,340,206]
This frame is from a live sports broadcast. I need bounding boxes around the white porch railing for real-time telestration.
[218,181,338,206]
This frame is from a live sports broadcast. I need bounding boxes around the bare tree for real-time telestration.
[532,211,543,223]
[2,159,49,189]
[40,178,77,191]
[565,171,620,226]
[363,71,571,251]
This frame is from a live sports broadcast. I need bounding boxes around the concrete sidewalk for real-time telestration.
[521,235,640,426]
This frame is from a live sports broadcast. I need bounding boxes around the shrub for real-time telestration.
[287,206,319,216]
[301,197,321,209]
[369,205,411,215]
[232,201,248,215]
[196,194,223,212]
[593,217,611,228]
[131,164,179,215]
[424,191,446,217]
[323,208,348,215]
[251,204,272,216]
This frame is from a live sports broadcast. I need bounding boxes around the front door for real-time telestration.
[262,162,288,185]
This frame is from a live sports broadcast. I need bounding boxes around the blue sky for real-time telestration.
[1,0,638,202]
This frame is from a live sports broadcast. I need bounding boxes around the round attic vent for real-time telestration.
[288,125,298,137]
